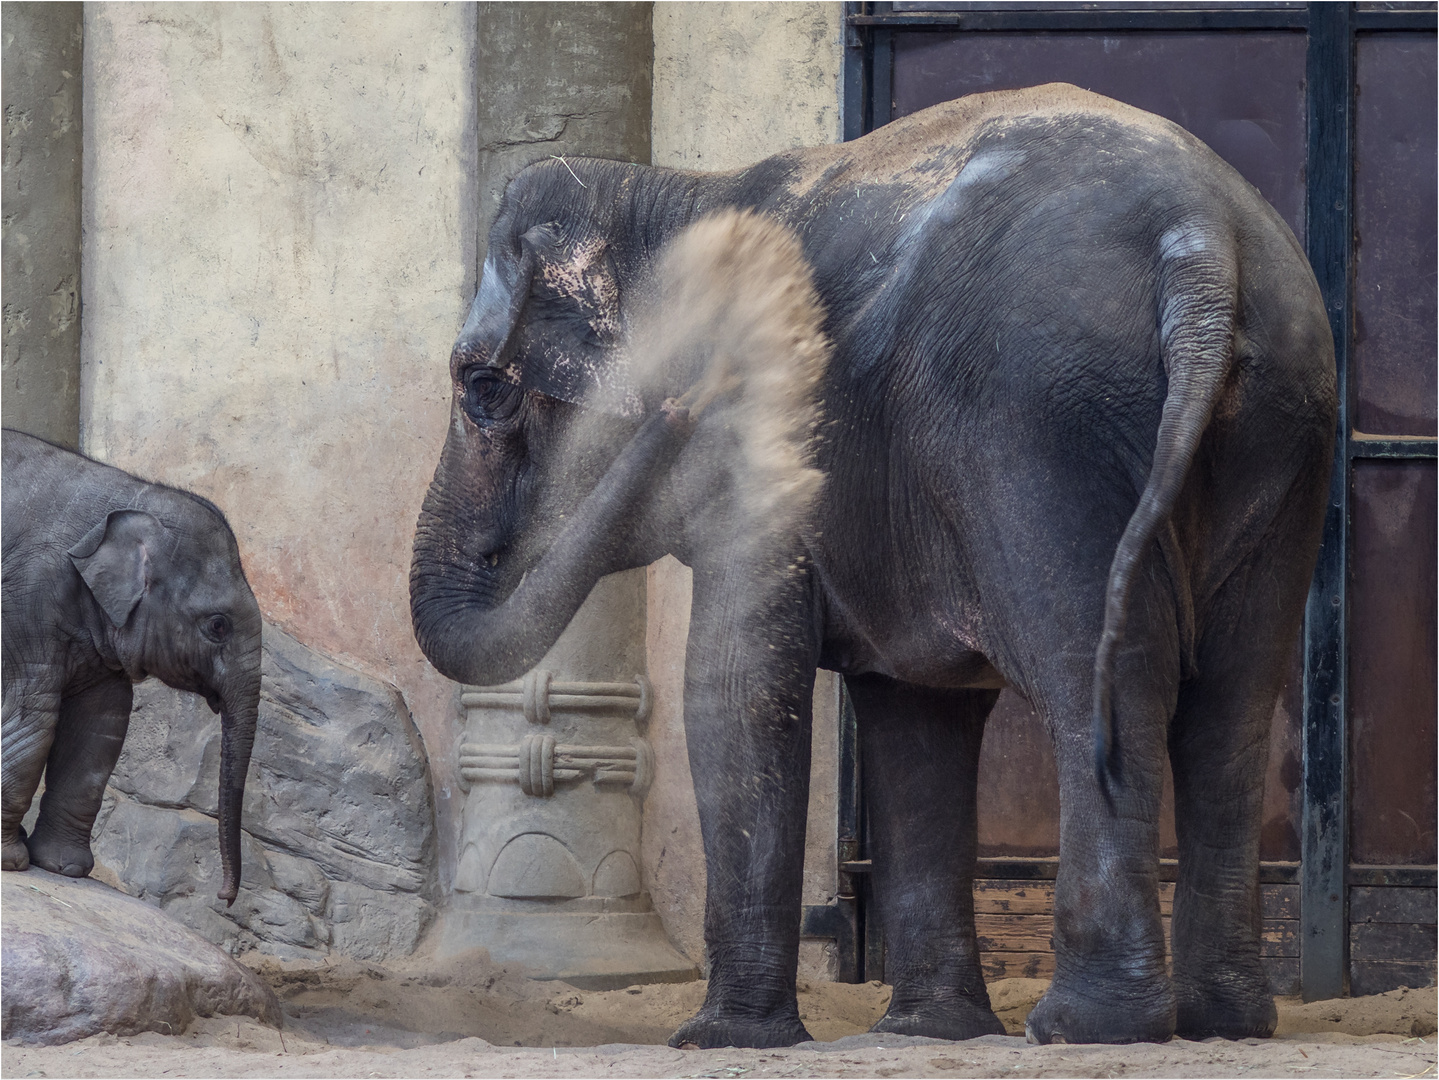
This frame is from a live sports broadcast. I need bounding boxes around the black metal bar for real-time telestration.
[1347,865,1439,889]
[1354,10,1439,30]
[1349,435,1439,460]
[872,25,894,129]
[800,899,862,980]
[850,9,1311,30]
[843,2,871,143]
[964,857,1303,884]
[1301,0,1355,1004]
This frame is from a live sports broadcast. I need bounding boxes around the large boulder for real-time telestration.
[88,622,438,962]
[1,869,282,1044]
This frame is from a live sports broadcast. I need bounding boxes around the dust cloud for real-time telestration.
[624,208,831,538]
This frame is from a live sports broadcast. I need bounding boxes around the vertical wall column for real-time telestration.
[438,3,691,984]
[1,2,82,448]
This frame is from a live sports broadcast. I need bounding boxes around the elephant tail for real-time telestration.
[1093,223,1238,809]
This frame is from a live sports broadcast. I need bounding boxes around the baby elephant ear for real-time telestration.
[67,509,165,628]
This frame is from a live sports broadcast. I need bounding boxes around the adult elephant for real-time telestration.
[2,430,262,905]
[411,85,1335,1047]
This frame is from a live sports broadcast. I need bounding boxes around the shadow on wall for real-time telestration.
[23,624,439,962]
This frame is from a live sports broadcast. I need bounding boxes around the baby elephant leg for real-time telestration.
[2,681,62,871]
[28,675,133,877]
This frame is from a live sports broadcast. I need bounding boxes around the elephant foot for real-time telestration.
[669,1007,812,1049]
[1175,970,1277,1040]
[872,990,1005,1041]
[2,827,30,871]
[1025,971,1175,1045]
[25,831,94,878]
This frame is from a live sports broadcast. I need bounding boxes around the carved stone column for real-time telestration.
[436,573,696,988]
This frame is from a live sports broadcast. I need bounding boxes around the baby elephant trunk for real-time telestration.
[216,672,260,905]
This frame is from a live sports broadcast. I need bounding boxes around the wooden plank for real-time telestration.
[974,880,1298,919]
[981,952,1054,981]
[1351,960,1439,998]
[1350,886,1438,926]
[1351,921,1438,963]
[973,879,1177,915]
[973,880,1056,915]
[1263,884,1301,920]
[1265,958,1301,996]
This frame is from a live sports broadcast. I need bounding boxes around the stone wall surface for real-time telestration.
[645,2,845,978]
[1,1,83,447]
[79,2,477,891]
[88,623,437,962]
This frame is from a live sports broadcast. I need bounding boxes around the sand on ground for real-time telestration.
[3,946,1434,1078]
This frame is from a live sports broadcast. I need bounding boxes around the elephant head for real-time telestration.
[411,158,829,689]
[68,494,262,903]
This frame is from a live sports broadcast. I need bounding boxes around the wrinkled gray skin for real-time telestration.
[1,430,262,904]
[411,87,1336,1047]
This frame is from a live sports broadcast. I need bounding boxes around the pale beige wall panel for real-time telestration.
[80,2,478,888]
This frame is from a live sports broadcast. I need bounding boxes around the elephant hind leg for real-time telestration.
[852,675,1006,1041]
[28,675,132,878]
[1,680,62,871]
[1022,557,1180,1045]
[1169,541,1312,1039]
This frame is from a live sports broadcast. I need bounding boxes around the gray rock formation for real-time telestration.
[88,623,437,961]
[1,869,282,1044]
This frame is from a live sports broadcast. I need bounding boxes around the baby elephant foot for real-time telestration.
[669,1006,813,1049]
[873,989,1006,1041]
[1175,971,1277,1040]
[2,827,31,871]
[25,832,95,878]
[1026,972,1176,1045]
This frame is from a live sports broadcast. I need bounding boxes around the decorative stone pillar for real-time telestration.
[437,574,696,988]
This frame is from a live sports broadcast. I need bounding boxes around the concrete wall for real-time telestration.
[2,2,83,448]
[644,1,846,978]
[81,2,478,888]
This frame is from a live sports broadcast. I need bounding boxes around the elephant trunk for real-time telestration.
[412,404,693,687]
[216,664,260,905]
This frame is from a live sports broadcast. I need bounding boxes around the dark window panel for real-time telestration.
[891,32,1308,244]
[1349,460,1438,865]
[976,689,1061,857]
[1352,33,1438,437]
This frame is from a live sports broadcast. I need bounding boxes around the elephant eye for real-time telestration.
[463,367,522,422]
[202,614,232,644]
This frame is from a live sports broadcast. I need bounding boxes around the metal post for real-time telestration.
[1300,0,1354,1003]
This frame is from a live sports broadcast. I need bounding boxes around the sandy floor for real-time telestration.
[3,948,1434,1078]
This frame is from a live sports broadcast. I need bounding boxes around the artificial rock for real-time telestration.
[1,869,281,1044]
[88,622,437,961]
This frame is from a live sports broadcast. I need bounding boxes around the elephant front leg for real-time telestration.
[28,674,133,878]
[1,677,62,871]
[852,676,1006,1040]
[669,560,819,1050]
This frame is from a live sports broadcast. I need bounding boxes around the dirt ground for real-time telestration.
[4,947,1434,1079]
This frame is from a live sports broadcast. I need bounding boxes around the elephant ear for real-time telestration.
[68,509,165,628]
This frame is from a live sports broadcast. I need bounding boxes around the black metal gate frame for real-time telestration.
[800,1,1439,1001]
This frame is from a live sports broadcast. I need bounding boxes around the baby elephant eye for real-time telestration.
[202,614,232,643]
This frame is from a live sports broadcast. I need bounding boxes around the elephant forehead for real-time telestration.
[539,235,613,298]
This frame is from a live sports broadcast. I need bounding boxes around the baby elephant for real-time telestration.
[1,430,262,903]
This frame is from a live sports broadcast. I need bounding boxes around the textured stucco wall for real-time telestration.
[645,1,845,978]
[80,2,478,889]
[2,2,83,448]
